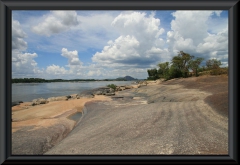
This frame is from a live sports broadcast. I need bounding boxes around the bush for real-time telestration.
[210,68,228,75]
[107,84,117,90]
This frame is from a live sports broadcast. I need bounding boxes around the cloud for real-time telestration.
[12,20,27,50]
[61,48,82,65]
[92,11,169,69]
[167,10,228,66]
[196,28,228,63]
[46,64,68,75]
[32,11,80,36]
[12,51,43,77]
[12,10,228,79]
[12,19,43,78]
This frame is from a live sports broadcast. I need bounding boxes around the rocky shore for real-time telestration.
[11,83,142,155]
[12,75,228,155]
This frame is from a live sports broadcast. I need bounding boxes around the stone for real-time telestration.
[70,94,78,99]
[66,95,72,99]
[32,98,49,106]
[12,101,20,107]
[109,88,115,93]
[47,96,68,102]
[125,86,133,89]
[105,93,115,96]
[94,91,103,95]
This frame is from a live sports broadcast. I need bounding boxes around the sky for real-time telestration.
[12,10,228,79]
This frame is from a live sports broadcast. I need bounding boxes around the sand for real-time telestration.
[12,95,112,133]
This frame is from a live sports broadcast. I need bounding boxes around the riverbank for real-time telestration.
[12,95,113,154]
[12,75,228,155]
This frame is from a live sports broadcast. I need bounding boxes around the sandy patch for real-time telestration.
[12,95,112,132]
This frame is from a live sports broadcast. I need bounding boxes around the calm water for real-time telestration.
[12,81,134,102]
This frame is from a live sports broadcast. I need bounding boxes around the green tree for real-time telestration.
[107,84,117,90]
[157,62,170,79]
[171,51,194,78]
[147,68,159,80]
[168,65,183,79]
[188,57,204,77]
[206,59,222,70]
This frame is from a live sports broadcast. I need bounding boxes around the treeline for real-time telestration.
[11,78,128,83]
[12,78,96,83]
[147,51,228,81]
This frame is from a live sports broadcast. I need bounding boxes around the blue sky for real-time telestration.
[12,10,228,79]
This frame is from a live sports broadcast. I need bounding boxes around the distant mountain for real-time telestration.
[116,76,137,81]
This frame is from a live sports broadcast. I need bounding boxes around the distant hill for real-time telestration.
[116,76,137,81]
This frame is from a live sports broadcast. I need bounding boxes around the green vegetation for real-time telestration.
[12,75,137,83]
[147,51,227,81]
[107,84,117,90]
[11,78,96,83]
[147,68,159,80]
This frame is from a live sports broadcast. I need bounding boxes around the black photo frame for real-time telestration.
[0,0,239,164]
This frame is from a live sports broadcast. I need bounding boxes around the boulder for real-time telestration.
[125,85,133,89]
[47,96,68,102]
[137,84,147,88]
[105,93,115,96]
[31,102,40,106]
[70,94,78,99]
[66,95,72,99]
[32,98,49,106]
[109,88,115,93]
[94,91,103,95]
[12,101,23,107]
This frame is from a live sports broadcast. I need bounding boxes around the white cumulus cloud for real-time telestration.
[167,10,228,65]
[12,19,43,78]
[61,48,82,65]
[92,11,169,69]
[32,11,80,36]
[12,20,27,50]
[12,51,43,77]
[46,64,68,75]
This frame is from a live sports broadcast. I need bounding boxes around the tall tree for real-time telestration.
[157,62,170,79]
[147,68,159,80]
[171,51,194,77]
[188,57,204,76]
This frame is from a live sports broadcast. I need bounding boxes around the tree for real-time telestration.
[147,68,159,80]
[188,57,204,77]
[206,59,222,70]
[171,51,194,77]
[157,62,170,79]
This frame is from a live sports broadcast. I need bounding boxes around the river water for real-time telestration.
[12,81,134,102]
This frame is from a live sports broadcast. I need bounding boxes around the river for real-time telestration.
[12,81,134,102]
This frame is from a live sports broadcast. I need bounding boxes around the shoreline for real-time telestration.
[12,75,228,155]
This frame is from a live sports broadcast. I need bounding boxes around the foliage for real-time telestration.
[157,62,170,79]
[171,51,194,78]
[11,78,97,83]
[198,66,207,72]
[167,65,183,80]
[210,67,228,75]
[188,57,204,76]
[147,50,227,81]
[147,68,159,80]
[107,84,117,90]
[206,59,222,70]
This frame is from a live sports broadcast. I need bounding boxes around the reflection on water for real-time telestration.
[12,81,134,102]
[68,112,82,122]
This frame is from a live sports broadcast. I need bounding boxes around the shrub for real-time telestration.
[210,68,228,75]
[107,84,117,90]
